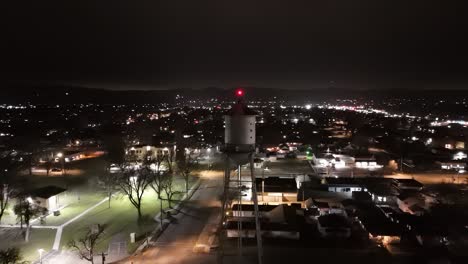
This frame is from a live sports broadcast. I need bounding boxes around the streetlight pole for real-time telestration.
[38,249,44,264]
[261,166,268,203]
[57,152,65,176]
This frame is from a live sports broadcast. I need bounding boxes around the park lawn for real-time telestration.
[41,192,106,226]
[0,228,56,263]
[0,191,106,226]
[61,177,196,253]
[61,188,167,252]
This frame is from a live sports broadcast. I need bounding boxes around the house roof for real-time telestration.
[394,178,424,189]
[255,177,297,193]
[324,177,361,186]
[30,186,66,199]
[231,204,277,212]
[318,214,350,228]
[357,204,404,236]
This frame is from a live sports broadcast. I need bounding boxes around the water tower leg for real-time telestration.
[237,164,243,260]
[217,156,230,264]
[249,154,263,264]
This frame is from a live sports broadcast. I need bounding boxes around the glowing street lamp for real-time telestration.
[55,152,66,178]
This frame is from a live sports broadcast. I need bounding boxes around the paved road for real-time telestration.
[115,171,223,264]
[386,172,468,185]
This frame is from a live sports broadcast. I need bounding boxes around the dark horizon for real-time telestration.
[4,1,468,90]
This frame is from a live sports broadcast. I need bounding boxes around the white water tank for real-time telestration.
[225,114,256,145]
[224,94,256,153]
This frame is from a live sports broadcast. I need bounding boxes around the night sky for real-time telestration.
[4,1,468,90]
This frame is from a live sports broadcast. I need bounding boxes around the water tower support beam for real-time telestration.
[249,154,263,264]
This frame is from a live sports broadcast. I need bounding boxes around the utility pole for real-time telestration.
[237,164,242,261]
[101,252,107,264]
[250,154,263,264]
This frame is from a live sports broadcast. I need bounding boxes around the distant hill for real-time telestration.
[0,84,467,104]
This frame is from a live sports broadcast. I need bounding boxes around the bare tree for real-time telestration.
[149,172,171,228]
[68,225,105,264]
[45,160,52,176]
[167,148,175,173]
[154,152,167,174]
[0,247,28,264]
[162,176,180,208]
[177,153,195,193]
[0,158,18,224]
[0,184,12,224]
[101,131,127,209]
[116,166,153,222]
[13,197,46,242]
[99,169,118,209]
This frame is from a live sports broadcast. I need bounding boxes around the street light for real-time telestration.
[56,153,66,182]
[38,248,44,264]
[262,166,269,202]
[457,169,465,184]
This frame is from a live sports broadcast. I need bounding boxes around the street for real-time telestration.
[115,171,224,264]
[386,172,468,185]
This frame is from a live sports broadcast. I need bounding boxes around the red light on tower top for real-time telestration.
[236,89,244,97]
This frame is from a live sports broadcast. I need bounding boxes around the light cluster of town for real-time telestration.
[0,94,467,263]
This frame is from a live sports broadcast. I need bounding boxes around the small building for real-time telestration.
[323,177,364,196]
[305,198,347,217]
[230,204,278,218]
[126,144,174,163]
[28,186,67,211]
[256,177,298,204]
[357,204,404,246]
[317,214,351,238]
[437,160,466,170]
[226,204,302,240]
[361,178,398,204]
[354,155,380,169]
[395,214,449,247]
[367,184,398,204]
[252,157,264,169]
[393,178,424,191]
[352,191,373,203]
[396,192,433,216]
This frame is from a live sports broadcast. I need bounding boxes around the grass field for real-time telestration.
[61,177,196,253]
[1,156,200,261]
[41,192,105,226]
[0,228,56,263]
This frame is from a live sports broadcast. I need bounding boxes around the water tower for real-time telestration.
[219,88,263,264]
